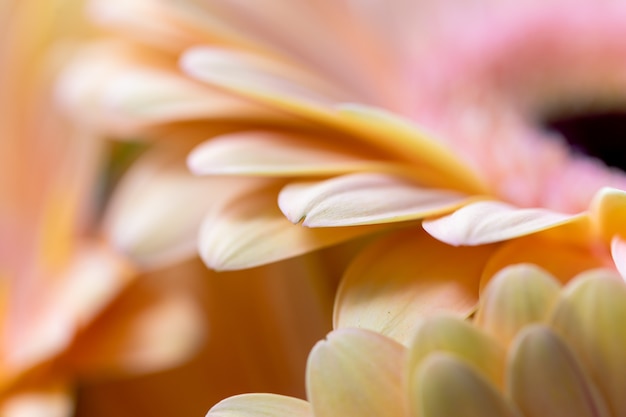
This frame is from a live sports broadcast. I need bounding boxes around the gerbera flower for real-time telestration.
[206,263,626,417]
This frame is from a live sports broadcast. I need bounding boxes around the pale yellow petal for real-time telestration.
[412,353,521,417]
[208,394,312,417]
[508,325,611,417]
[550,270,626,417]
[188,131,390,177]
[334,229,496,345]
[479,236,610,291]
[199,182,386,270]
[409,316,506,387]
[423,201,586,246]
[590,187,626,241]
[307,328,408,417]
[279,173,473,227]
[475,264,562,346]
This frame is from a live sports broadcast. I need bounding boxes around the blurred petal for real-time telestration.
[208,394,312,417]
[412,353,521,417]
[508,325,611,417]
[590,187,626,241]
[199,181,386,270]
[475,264,562,346]
[188,131,389,177]
[306,328,407,417]
[479,236,610,291]
[408,316,505,387]
[423,201,586,246]
[550,270,626,416]
[279,173,472,227]
[334,229,495,344]
[0,383,73,417]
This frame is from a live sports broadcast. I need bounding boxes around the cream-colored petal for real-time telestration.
[508,325,611,417]
[408,316,505,387]
[208,394,312,417]
[307,328,407,417]
[479,236,610,291]
[279,173,473,227]
[104,145,247,270]
[550,270,626,417]
[423,201,586,246]
[590,187,626,242]
[199,181,386,270]
[475,264,562,346]
[334,229,495,345]
[412,353,521,417]
[188,131,389,177]
[0,383,73,417]
[182,48,486,193]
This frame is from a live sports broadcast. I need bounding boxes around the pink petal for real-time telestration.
[423,201,586,246]
[611,236,626,278]
[279,173,473,227]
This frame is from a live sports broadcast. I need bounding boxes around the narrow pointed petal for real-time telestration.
[334,229,495,345]
[208,394,312,417]
[182,48,486,193]
[199,182,386,270]
[412,353,521,417]
[590,187,626,241]
[307,328,407,417]
[279,173,473,227]
[423,201,586,246]
[409,316,506,387]
[508,325,611,417]
[550,270,626,417]
[188,131,389,177]
[479,236,610,291]
[475,264,562,346]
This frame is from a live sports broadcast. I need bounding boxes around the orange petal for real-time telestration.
[279,173,473,227]
[334,229,496,345]
[306,328,407,417]
[199,181,386,270]
[208,394,312,417]
[423,201,586,246]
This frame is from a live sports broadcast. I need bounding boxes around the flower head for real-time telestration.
[207,263,626,417]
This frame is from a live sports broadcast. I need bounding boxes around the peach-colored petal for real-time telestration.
[550,270,626,417]
[188,131,390,177]
[408,316,506,387]
[412,353,521,417]
[508,325,611,417]
[199,182,386,270]
[208,393,312,417]
[479,236,610,291]
[423,201,586,246]
[279,173,473,227]
[334,229,496,345]
[104,145,246,269]
[306,328,407,417]
[475,264,562,347]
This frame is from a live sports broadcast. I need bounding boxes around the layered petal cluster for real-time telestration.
[207,264,626,417]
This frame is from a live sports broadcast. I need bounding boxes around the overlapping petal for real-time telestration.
[208,394,312,417]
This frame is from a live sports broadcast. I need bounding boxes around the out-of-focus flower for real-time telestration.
[205,264,626,417]
[56,0,626,331]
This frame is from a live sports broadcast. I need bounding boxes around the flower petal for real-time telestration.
[0,383,73,417]
[334,229,496,345]
[188,131,390,177]
[423,201,586,246]
[199,181,386,270]
[208,394,312,417]
[475,264,562,346]
[307,328,407,417]
[412,353,521,417]
[279,173,473,227]
[409,316,506,387]
[610,236,626,278]
[508,325,611,417]
[590,187,626,241]
[550,270,626,417]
